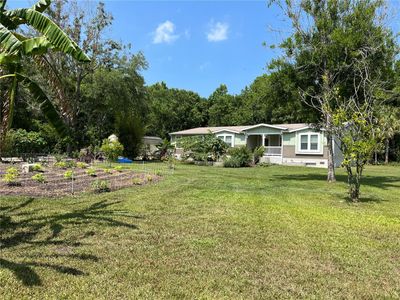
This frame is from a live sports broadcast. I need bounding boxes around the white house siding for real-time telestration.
[281,130,328,168]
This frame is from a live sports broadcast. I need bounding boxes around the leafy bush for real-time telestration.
[86,168,97,177]
[76,162,88,169]
[92,180,111,193]
[132,178,143,185]
[2,129,47,160]
[154,170,162,176]
[31,173,46,183]
[178,134,228,162]
[65,160,77,168]
[32,163,44,172]
[103,168,113,174]
[146,175,153,182]
[100,138,124,164]
[64,170,75,180]
[2,167,20,186]
[253,146,265,164]
[223,156,242,168]
[114,166,123,172]
[54,161,67,169]
[224,146,252,168]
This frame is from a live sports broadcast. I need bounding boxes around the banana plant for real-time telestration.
[0,0,90,152]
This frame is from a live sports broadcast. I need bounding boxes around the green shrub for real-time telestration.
[54,161,67,169]
[65,160,77,168]
[103,168,113,174]
[223,156,242,168]
[154,170,162,176]
[253,146,265,164]
[114,166,123,172]
[32,163,44,172]
[76,162,88,169]
[132,177,143,185]
[31,173,46,183]
[100,138,124,164]
[224,146,252,168]
[64,170,75,180]
[86,168,97,177]
[2,167,20,186]
[146,175,153,182]
[2,129,46,160]
[92,180,111,193]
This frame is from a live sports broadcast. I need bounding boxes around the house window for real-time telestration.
[217,134,234,147]
[298,133,321,153]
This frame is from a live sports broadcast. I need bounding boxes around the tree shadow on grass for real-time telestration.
[272,173,400,191]
[0,197,142,286]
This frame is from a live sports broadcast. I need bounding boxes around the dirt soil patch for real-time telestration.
[0,163,159,197]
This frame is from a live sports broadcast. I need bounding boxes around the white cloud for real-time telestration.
[153,20,179,44]
[207,21,229,42]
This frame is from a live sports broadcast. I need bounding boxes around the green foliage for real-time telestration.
[63,170,75,180]
[2,167,19,185]
[114,166,123,172]
[54,161,67,169]
[100,138,124,164]
[253,146,265,164]
[224,146,252,168]
[3,129,46,158]
[31,173,46,183]
[132,177,144,185]
[86,168,97,177]
[333,108,378,201]
[178,134,228,162]
[91,180,110,193]
[146,175,153,182]
[76,162,88,169]
[147,82,207,138]
[103,168,113,174]
[32,163,43,172]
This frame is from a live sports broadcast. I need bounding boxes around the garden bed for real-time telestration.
[0,163,160,197]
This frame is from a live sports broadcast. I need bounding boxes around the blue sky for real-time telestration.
[9,0,400,97]
[103,0,289,97]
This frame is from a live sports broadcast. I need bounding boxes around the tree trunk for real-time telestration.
[326,114,336,183]
[385,138,389,164]
[374,150,378,164]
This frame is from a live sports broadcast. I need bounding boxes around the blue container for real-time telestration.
[117,157,133,163]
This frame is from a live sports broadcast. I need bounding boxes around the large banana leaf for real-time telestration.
[16,73,69,137]
[0,23,21,55]
[5,8,90,62]
[21,36,51,56]
[32,0,52,13]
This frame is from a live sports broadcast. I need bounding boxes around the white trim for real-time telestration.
[216,133,235,147]
[288,126,310,133]
[289,126,326,133]
[295,132,323,155]
[213,129,241,134]
[242,123,287,131]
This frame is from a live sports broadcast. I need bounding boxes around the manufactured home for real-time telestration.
[170,123,343,168]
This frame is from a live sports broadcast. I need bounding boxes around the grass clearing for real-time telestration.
[1,164,400,298]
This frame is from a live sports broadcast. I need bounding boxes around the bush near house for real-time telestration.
[223,146,252,168]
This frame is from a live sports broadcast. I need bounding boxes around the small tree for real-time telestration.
[100,138,124,165]
[333,108,378,201]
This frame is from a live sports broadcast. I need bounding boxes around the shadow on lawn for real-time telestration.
[272,173,400,202]
[272,173,400,190]
[0,197,141,286]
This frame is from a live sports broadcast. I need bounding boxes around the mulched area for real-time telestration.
[0,163,160,197]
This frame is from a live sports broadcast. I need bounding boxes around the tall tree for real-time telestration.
[271,0,397,183]
[0,0,90,156]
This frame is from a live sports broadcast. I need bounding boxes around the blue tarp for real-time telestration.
[117,157,133,163]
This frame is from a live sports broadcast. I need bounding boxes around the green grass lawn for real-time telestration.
[1,164,400,299]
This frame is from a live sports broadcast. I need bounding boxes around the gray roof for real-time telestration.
[170,123,310,135]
